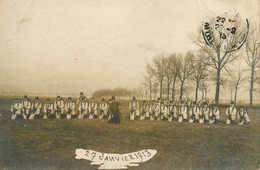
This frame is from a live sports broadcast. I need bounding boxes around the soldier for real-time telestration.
[11,98,22,120]
[129,97,139,120]
[149,100,157,121]
[199,102,210,123]
[160,101,169,121]
[29,97,42,120]
[78,97,88,119]
[77,92,85,106]
[189,102,200,123]
[22,95,31,119]
[107,96,121,124]
[209,103,220,124]
[65,97,76,119]
[107,99,113,120]
[54,96,64,119]
[140,101,149,120]
[178,101,188,122]
[99,98,108,119]
[89,97,98,119]
[225,101,237,125]
[237,105,250,125]
[168,101,177,121]
[43,98,54,119]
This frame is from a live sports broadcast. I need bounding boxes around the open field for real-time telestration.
[0,97,259,169]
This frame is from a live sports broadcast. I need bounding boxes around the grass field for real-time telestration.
[0,97,259,170]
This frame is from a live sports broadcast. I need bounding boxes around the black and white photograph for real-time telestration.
[0,0,259,169]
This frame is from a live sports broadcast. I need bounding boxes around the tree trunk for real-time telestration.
[179,81,184,101]
[167,82,170,100]
[234,85,238,105]
[171,77,177,100]
[215,67,221,104]
[195,81,199,102]
[250,66,254,107]
[160,81,163,98]
[149,85,152,101]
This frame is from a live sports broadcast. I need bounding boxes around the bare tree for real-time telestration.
[169,54,180,100]
[191,50,209,102]
[178,51,194,101]
[245,24,260,107]
[150,54,167,98]
[152,82,159,99]
[228,64,246,104]
[142,63,154,101]
[192,12,249,104]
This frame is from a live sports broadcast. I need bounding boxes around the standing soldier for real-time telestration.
[99,98,108,119]
[178,101,188,122]
[11,98,22,120]
[89,98,98,119]
[29,97,42,120]
[168,101,177,121]
[65,97,76,119]
[78,97,88,119]
[237,106,250,125]
[108,96,121,124]
[129,97,139,120]
[43,98,54,119]
[149,100,157,120]
[199,102,210,123]
[54,96,64,119]
[140,101,149,120]
[77,92,85,106]
[189,102,200,123]
[160,101,169,121]
[107,99,113,120]
[225,101,237,125]
[22,95,31,120]
[209,103,220,124]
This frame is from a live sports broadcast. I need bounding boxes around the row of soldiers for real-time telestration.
[129,97,250,125]
[10,95,112,120]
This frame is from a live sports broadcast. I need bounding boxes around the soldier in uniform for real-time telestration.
[107,99,113,120]
[108,96,121,124]
[209,103,220,124]
[78,97,88,119]
[129,97,139,120]
[168,101,177,121]
[237,105,250,125]
[189,102,200,123]
[54,96,64,119]
[65,97,76,119]
[178,101,188,122]
[11,98,22,120]
[22,95,31,120]
[199,102,210,123]
[140,101,149,120]
[89,98,98,119]
[29,97,42,120]
[149,100,157,121]
[43,98,54,119]
[99,98,108,119]
[225,101,237,125]
[160,101,169,121]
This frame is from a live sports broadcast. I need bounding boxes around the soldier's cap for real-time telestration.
[157,98,161,100]
[152,100,156,102]
[132,97,136,100]
[112,96,116,100]
[80,92,83,95]
[57,96,61,98]
[230,101,235,105]
[14,98,18,100]
[109,98,112,101]
[102,98,105,101]
[47,98,50,101]
[35,97,39,100]
[24,95,28,99]
[68,97,72,100]
[213,103,217,107]
[170,101,173,103]
[143,100,146,103]
[193,101,197,105]
[91,97,94,100]
[240,105,245,109]
[203,101,208,105]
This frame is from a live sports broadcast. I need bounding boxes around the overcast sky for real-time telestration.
[0,0,259,100]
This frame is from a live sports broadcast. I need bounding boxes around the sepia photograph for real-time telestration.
[0,0,259,169]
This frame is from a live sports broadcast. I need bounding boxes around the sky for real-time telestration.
[0,0,259,100]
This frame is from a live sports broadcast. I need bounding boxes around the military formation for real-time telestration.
[10,92,121,123]
[129,97,250,125]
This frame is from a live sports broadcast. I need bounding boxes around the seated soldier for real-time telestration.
[78,97,88,119]
[11,98,22,120]
[65,97,76,119]
[140,100,149,120]
[43,98,54,119]
[209,103,220,124]
[237,105,250,125]
[29,97,42,120]
[22,95,31,120]
[178,101,188,122]
[54,96,64,119]
[89,98,98,119]
[99,98,108,119]
[149,100,158,121]
[189,102,200,123]
[199,102,210,124]
[168,101,175,122]
[129,97,139,120]
[225,101,237,125]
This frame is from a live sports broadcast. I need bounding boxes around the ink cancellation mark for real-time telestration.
[75,149,157,169]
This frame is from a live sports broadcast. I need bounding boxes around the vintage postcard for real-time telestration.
[0,0,259,169]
